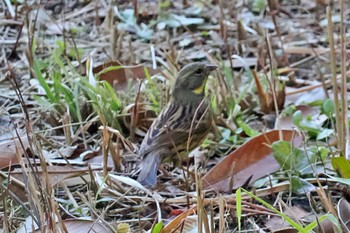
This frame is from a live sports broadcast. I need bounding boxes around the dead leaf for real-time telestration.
[61,219,112,233]
[252,70,285,114]
[202,130,303,192]
[93,61,161,91]
[122,103,156,137]
[31,219,112,233]
[313,217,339,233]
[18,215,112,233]
[161,206,200,233]
[3,178,28,202]
[338,198,350,232]
[58,144,88,159]
[223,57,258,69]
[266,206,309,232]
[9,165,101,187]
[4,165,100,202]
[0,137,29,169]
[265,216,294,232]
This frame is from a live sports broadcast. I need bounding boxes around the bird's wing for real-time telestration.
[139,101,208,157]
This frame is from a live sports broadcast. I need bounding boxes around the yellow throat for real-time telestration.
[192,78,207,95]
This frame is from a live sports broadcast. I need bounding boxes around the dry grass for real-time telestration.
[1,0,349,232]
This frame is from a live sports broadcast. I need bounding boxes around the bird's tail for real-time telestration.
[137,152,161,187]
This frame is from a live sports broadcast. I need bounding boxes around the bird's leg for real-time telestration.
[158,164,171,177]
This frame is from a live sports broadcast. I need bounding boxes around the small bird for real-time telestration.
[137,62,217,186]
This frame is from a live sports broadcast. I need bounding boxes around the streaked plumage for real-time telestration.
[137,62,217,186]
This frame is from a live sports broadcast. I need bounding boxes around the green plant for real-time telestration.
[32,39,127,133]
[79,77,122,130]
[236,188,334,232]
[292,109,334,140]
[33,60,83,125]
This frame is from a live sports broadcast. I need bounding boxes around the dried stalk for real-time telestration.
[339,0,349,158]
[326,6,343,156]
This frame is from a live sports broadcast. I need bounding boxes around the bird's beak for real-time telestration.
[205,64,218,71]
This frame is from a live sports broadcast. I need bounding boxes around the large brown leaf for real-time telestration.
[202,130,303,192]
[93,61,161,91]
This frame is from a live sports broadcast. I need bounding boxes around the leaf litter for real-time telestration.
[1,0,350,232]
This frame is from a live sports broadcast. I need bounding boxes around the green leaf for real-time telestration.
[236,188,242,231]
[316,128,333,140]
[157,14,204,30]
[137,24,154,40]
[31,37,37,55]
[160,0,171,9]
[32,95,53,110]
[52,71,62,103]
[308,99,324,106]
[331,157,350,178]
[95,65,122,77]
[151,221,163,233]
[73,82,83,123]
[292,109,329,138]
[252,0,267,12]
[292,110,302,126]
[219,127,232,142]
[116,9,154,40]
[272,141,309,173]
[68,47,84,60]
[34,61,55,103]
[322,99,335,117]
[103,81,121,110]
[310,146,329,161]
[303,214,327,231]
[282,105,296,116]
[236,118,259,137]
[290,177,315,194]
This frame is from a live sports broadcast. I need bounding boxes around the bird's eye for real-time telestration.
[195,68,203,75]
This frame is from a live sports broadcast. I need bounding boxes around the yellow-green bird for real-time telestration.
[137,62,217,186]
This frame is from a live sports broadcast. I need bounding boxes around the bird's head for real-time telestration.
[172,62,217,99]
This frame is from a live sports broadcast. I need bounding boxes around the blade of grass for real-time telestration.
[241,188,313,232]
